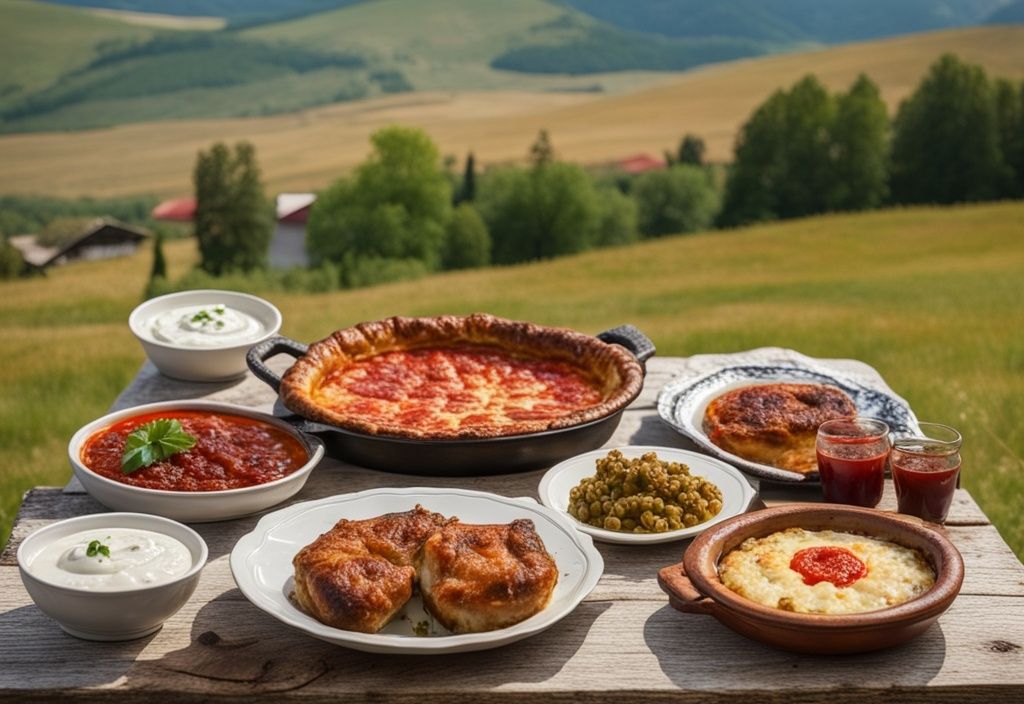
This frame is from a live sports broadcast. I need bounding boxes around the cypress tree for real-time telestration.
[460,152,476,203]
[150,232,167,281]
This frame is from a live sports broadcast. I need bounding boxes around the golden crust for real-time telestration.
[279,313,644,440]
[292,506,451,633]
[702,383,857,474]
[292,507,558,635]
[419,519,559,634]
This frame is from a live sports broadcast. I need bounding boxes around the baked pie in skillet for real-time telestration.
[279,314,645,440]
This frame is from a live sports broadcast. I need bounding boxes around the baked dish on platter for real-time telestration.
[702,383,857,474]
[279,314,644,440]
[293,506,558,634]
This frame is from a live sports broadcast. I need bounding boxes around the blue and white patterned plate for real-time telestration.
[657,364,920,483]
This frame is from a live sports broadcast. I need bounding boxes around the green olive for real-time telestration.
[565,449,723,534]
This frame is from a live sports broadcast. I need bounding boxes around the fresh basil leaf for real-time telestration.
[120,418,196,473]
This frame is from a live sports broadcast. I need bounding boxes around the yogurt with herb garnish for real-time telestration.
[29,528,192,590]
[147,303,264,347]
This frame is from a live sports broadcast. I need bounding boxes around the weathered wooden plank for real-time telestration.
[0,594,1019,702]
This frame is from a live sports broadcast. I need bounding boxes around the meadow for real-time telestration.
[1,24,1022,198]
[1,202,1022,559]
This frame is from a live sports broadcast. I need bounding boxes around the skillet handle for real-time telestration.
[657,561,716,615]
[246,336,309,393]
[598,324,655,364]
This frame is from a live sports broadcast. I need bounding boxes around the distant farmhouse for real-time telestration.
[9,219,148,272]
[614,154,666,174]
[271,193,314,268]
[152,194,314,269]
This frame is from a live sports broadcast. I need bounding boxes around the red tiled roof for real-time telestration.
[617,154,666,174]
[152,197,196,222]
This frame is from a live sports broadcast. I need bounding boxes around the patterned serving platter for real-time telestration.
[657,363,920,483]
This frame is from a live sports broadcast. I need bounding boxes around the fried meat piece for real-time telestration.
[419,519,558,633]
[292,506,450,633]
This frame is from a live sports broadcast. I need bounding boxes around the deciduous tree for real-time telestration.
[307,126,452,276]
[830,74,889,210]
[890,54,1004,204]
[193,141,272,275]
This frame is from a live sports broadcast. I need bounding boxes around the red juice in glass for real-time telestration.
[891,423,962,524]
[816,418,889,508]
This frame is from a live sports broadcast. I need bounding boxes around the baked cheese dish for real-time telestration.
[718,528,935,614]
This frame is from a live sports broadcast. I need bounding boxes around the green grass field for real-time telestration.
[1,202,1022,559]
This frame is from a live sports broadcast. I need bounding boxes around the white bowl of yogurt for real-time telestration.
[17,512,207,641]
[129,289,282,382]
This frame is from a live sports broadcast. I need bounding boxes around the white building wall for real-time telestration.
[269,222,309,269]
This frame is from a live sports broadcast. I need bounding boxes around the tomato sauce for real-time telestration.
[81,410,308,491]
[790,546,867,587]
[321,345,603,432]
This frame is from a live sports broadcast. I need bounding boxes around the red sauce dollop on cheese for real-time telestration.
[790,546,867,587]
[81,410,308,491]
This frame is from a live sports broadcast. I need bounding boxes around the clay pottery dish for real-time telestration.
[657,503,964,654]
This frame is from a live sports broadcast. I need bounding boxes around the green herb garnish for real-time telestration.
[214,305,225,315]
[121,418,197,474]
[190,309,214,325]
[86,540,110,558]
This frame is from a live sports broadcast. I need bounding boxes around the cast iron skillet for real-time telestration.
[246,324,655,476]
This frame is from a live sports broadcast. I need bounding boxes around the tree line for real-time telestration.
[122,53,1024,292]
[720,53,1024,227]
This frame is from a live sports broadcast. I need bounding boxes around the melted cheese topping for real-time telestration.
[718,528,935,614]
[312,345,604,434]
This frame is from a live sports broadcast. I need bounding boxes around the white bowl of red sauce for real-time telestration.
[68,400,324,522]
[129,290,282,382]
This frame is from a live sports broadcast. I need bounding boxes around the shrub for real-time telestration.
[442,204,491,270]
[477,163,603,264]
[634,166,719,236]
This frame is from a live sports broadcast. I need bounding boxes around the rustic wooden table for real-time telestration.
[2,355,1023,703]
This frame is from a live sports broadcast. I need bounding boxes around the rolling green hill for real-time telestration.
[563,0,1009,43]
[4,0,1017,133]
[1,202,1022,559]
[0,0,155,99]
[2,23,1020,199]
[2,0,773,132]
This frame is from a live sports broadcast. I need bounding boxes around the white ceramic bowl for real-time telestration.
[68,400,325,523]
[129,289,282,382]
[17,512,207,641]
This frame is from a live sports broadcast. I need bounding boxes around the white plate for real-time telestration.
[657,364,920,483]
[538,446,757,545]
[229,487,604,654]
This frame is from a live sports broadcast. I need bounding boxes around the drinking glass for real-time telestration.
[891,422,962,524]
[816,418,890,508]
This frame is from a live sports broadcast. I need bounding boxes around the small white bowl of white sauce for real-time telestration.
[129,289,282,382]
[17,512,207,641]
